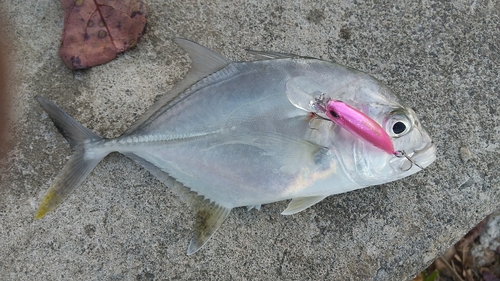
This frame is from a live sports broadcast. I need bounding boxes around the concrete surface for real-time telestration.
[1,0,499,280]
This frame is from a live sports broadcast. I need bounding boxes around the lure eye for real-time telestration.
[329,110,339,118]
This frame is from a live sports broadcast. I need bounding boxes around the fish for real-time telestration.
[35,39,437,255]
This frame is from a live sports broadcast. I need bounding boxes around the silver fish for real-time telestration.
[35,39,436,254]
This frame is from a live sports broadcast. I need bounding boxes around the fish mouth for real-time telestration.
[410,141,437,169]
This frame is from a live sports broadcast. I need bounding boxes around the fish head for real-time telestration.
[286,67,436,185]
[326,76,436,186]
[383,107,437,176]
[344,84,437,184]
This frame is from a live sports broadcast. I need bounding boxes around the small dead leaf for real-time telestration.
[481,268,500,281]
[59,0,147,69]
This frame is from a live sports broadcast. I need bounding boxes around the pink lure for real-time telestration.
[325,100,395,154]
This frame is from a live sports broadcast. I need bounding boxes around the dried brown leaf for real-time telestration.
[59,0,147,69]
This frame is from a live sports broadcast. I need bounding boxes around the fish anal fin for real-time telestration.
[122,153,231,255]
[187,198,231,255]
[281,196,327,216]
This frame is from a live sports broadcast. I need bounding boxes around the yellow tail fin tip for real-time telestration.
[34,190,55,219]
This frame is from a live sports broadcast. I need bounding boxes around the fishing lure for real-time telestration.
[286,76,422,169]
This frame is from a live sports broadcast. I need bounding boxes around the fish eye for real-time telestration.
[385,110,413,138]
[392,122,406,134]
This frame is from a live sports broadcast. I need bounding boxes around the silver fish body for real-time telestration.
[35,39,436,254]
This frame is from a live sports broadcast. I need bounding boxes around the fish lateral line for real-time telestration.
[117,130,222,145]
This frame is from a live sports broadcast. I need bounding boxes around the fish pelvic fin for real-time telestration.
[35,96,109,219]
[281,196,327,215]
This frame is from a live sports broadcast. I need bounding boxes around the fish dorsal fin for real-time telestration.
[122,39,231,136]
[246,49,298,60]
[175,38,231,78]
[281,196,327,215]
[187,199,231,255]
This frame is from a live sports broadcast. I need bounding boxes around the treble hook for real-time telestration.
[394,150,423,171]
[308,113,331,130]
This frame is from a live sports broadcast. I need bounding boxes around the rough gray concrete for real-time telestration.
[1,0,499,280]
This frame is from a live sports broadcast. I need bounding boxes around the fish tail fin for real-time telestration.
[34,96,109,219]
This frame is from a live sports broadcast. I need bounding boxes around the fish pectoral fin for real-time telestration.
[216,132,328,175]
[281,196,327,215]
[187,198,231,255]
